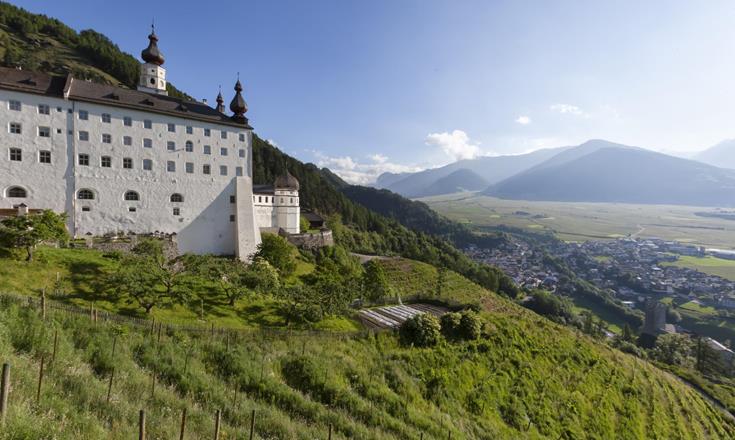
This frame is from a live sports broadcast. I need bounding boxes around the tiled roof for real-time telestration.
[0,66,251,129]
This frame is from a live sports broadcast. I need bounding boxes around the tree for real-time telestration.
[435,266,447,298]
[525,290,574,323]
[650,333,694,367]
[108,239,191,313]
[620,324,636,343]
[362,260,390,302]
[300,215,311,233]
[459,311,483,340]
[253,233,297,277]
[0,210,68,261]
[399,313,442,347]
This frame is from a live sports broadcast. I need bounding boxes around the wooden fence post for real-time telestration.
[179,407,187,440]
[36,356,45,404]
[0,363,9,426]
[157,324,162,344]
[249,409,255,440]
[150,372,156,399]
[106,369,114,403]
[213,409,221,440]
[328,423,332,440]
[40,289,46,320]
[138,409,146,440]
[51,330,58,364]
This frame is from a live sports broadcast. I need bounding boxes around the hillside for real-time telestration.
[696,139,735,170]
[485,144,735,206]
[2,288,733,439]
[376,146,566,198]
[415,168,488,198]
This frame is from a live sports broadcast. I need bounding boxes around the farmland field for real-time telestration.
[420,193,735,249]
[662,256,735,281]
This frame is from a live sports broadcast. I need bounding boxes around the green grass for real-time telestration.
[0,247,358,332]
[1,293,733,439]
[662,255,735,281]
[420,194,735,249]
[679,300,718,316]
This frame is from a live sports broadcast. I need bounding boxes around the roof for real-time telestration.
[253,184,274,195]
[274,170,300,190]
[0,66,251,129]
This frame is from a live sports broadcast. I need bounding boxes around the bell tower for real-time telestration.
[137,24,168,95]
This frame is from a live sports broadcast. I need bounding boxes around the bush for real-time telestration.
[440,312,462,338]
[459,311,482,340]
[399,313,441,347]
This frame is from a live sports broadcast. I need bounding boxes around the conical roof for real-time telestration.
[229,78,248,119]
[141,27,165,65]
[275,169,299,190]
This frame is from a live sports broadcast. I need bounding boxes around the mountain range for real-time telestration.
[378,139,735,207]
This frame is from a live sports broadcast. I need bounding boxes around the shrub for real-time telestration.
[440,312,462,338]
[399,313,441,347]
[459,311,482,340]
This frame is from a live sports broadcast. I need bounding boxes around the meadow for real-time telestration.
[420,193,735,249]
[662,255,735,281]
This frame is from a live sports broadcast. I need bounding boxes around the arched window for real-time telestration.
[7,186,26,198]
[170,193,183,203]
[77,189,95,200]
[124,191,140,201]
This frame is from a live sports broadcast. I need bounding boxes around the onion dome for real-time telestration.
[229,78,248,122]
[275,169,300,190]
[215,87,225,113]
[141,26,165,65]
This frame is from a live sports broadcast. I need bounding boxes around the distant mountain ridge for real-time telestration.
[695,139,735,170]
[485,141,735,206]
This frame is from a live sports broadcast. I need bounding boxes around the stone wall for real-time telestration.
[286,229,333,250]
[81,233,179,259]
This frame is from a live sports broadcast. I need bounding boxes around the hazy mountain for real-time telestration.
[414,168,488,197]
[695,139,735,170]
[376,146,567,197]
[485,143,735,207]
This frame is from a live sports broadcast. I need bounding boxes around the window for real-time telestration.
[144,119,152,129]
[185,162,194,174]
[123,157,133,169]
[143,159,153,170]
[167,123,176,132]
[81,206,91,212]
[77,189,94,200]
[203,145,211,155]
[79,131,89,141]
[39,151,51,164]
[38,126,51,138]
[173,207,180,216]
[123,136,132,146]
[185,141,193,152]
[101,113,111,123]
[78,110,88,120]
[102,133,112,144]
[38,104,50,115]
[128,207,137,212]
[186,126,193,134]
[7,186,26,198]
[238,149,245,158]
[220,130,227,139]
[143,138,153,148]
[236,166,243,176]
[56,107,62,112]
[167,141,175,151]
[78,154,90,166]
[9,100,21,111]
[101,156,112,168]
[203,164,211,175]
[258,196,262,203]
[229,214,235,222]
[9,148,22,161]
[220,147,228,156]
[229,195,236,204]
[220,165,228,176]
[167,161,176,172]
[9,123,21,134]
[124,191,139,201]
[239,133,246,142]
[123,116,132,127]
[204,128,211,137]
[170,193,184,203]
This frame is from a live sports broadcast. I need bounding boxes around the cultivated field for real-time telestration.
[421,193,735,249]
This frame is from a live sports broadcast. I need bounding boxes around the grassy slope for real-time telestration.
[1,294,733,439]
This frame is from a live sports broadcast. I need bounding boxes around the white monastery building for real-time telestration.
[0,27,300,260]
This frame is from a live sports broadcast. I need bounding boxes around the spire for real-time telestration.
[229,74,248,123]
[215,85,225,113]
[141,23,165,65]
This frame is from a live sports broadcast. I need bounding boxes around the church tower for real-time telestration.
[137,25,168,95]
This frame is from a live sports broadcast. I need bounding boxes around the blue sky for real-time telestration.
[12,0,735,183]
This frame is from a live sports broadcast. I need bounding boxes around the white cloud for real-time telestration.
[550,103,588,117]
[515,115,531,125]
[425,129,482,161]
[265,138,280,148]
[313,151,422,185]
